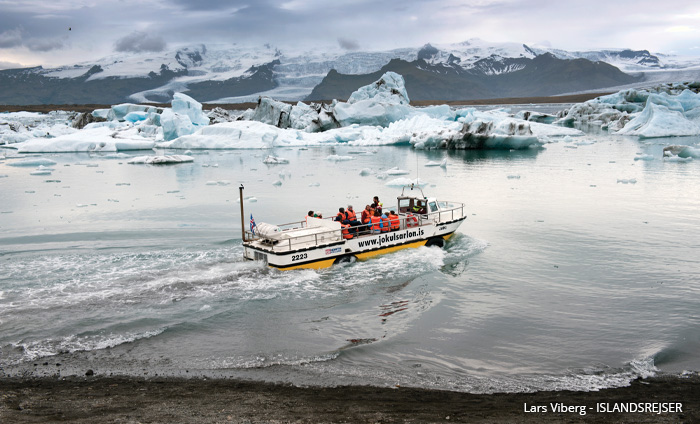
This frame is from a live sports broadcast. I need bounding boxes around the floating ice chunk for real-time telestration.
[172,93,210,126]
[30,170,52,175]
[308,182,320,187]
[617,102,700,138]
[248,197,258,202]
[272,180,283,186]
[109,103,162,121]
[217,180,231,186]
[663,145,700,159]
[333,72,412,127]
[263,155,289,164]
[326,155,354,161]
[440,158,447,168]
[385,177,429,187]
[16,127,155,152]
[384,167,410,175]
[507,175,521,179]
[424,160,442,167]
[359,168,372,176]
[617,178,638,184]
[634,154,654,161]
[7,158,57,167]
[205,181,218,185]
[665,156,693,163]
[127,155,194,164]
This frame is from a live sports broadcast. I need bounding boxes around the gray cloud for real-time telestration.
[0,27,24,48]
[338,37,360,51]
[26,38,66,52]
[114,31,167,53]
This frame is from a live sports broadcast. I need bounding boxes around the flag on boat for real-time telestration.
[250,214,257,235]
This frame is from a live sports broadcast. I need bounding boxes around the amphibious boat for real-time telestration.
[240,184,466,270]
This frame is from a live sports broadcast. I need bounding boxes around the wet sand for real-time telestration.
[1,375,698,423]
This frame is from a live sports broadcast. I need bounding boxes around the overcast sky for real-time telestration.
[1,0,699,69]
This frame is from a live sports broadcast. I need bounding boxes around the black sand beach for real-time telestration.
[1,375,698,423]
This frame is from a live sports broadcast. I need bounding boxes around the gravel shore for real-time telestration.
[1,375,698,423]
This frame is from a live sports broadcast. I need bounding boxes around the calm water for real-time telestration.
[1,132,699,393]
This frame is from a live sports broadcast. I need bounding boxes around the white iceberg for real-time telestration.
[6,158,57,167]
[15,127,155,153]
[263,155,289,164]
[617,102,700,138]
[558,84,700,138]
[127,155,194,164]
[333,72,413,127]
[161,93,210,141]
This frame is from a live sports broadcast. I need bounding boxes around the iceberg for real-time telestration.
[558,83,700,138]
[333,72,412,127]
[161,93,210,141]
[127,155,194,164]
[385,177,429,187]
[263,155,289,164]
[6,158,57,167]
[15,127,155,153]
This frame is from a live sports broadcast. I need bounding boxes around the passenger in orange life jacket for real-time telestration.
[380,212,390,232]
[360,205,372,235]
[370,210,382,234]
[344,205,361,235]
[335,214,353,239]
[305,210,314,226]
[336,207,347,222]
[388,210,400,231]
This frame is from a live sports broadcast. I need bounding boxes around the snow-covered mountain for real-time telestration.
[1,38,699,105]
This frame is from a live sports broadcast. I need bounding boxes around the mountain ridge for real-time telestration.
[1,39,698,105]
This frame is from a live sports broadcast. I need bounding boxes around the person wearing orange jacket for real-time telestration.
[388,210,400,231]
[380,212,390,233]
[344,205,361,235]
[370,210,382,234]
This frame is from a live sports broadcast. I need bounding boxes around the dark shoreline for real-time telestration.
[1,375,698,423]
[0,92,610,114]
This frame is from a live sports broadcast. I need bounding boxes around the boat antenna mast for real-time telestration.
[239,184,246,242]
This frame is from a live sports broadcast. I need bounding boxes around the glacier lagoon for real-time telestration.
[1,129,699,393]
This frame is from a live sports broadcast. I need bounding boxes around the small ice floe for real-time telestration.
[617,178,638,184]
[574,140,595,146]
[326,155,353,161]
[359,168,372,176]
[385,177,429,187]
[634,154,654,161]
[107,199,120,202]
[248,197,258,202]
[263,155,289,164]
[507,175,521,179]
[76,204,89,207]
[116,182,131,186]
[7,158,57,167]
[44,179,61,183]
[308,182,320,187]
[663,145,699,161]
[30,170,52,176]
[384,167,410,175]
[425,158,447,168]
[0,175,8,178]
[272,180,283,186]
[127,155,194,164]
[216,180,231,186]
[102,153,132,159]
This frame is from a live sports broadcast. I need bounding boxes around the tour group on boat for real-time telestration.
[240,184,466,270]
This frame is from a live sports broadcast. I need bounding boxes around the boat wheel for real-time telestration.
[425,237,445,248]
[334,255,357,265]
